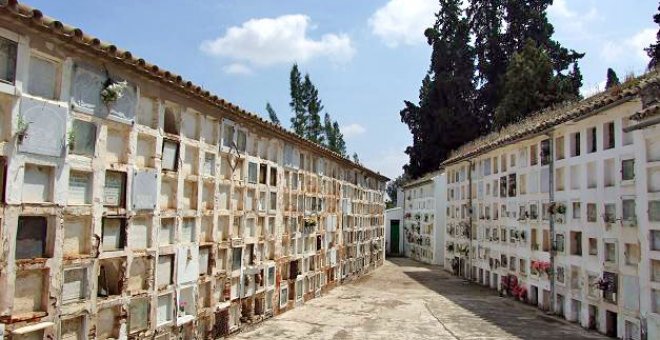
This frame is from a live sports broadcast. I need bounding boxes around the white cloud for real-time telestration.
[364,148,408,180]
[223,63,253,75]
[630,28,656,61]
[548,0,576,19]
[341,123,366,138]
[368,0,437,48]
[200,14,355,71]
[601,28,655,63]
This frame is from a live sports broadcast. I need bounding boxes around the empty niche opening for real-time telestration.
[246,189,255,211]
[106,128,128,164]
[202,117,217,144]
[181,218,196,243]
[202,183,215,211]
[22,164,53,203]
[62,267,89,303]
[129,297,150,334]
[217,249,227,272]
[232,187,244,211]
[199,281,212,308]
[161,139,179,171]
[69,119,97,156]
[259,164,267,184]
[160,178,177,210]
[98,258,124,298]
[183,181,198,211]
[201,217,213,243]
[68,170,92,205]
[649,167,660,193]
[102,217,126,251]
[203,152,215,176]
[157,293,173,326]
[128,256,151,294]
[163,105,180,135]
[157,254,174,288]
[159,218,175,246]
[97,306,121,339]
[232,216,242,238]
[63,216,91,257]
[60,315,85,340]
[218,216,230,242]
[137,96,158,129]
[218,184,230,210]
[130,216,152,250]
[270,167,277,186]
[104,171,126,208]
[199,247,211,276]
[136,134,156,168]
[16,216,52,259]
[604,159,615,187]
[181,110,199,140]
[13,269,48,315]
[183,145,198,176]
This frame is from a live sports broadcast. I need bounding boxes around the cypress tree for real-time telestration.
[265,102,280,125]
[289,64,306,137]
[323,113,336,150]
[333,121,347,157]
[302,74,324,144]
[468,0,507,132]
[646,3,660,69]
[605,68,620,90]
[401,0,478,178]
[352,153,360,164]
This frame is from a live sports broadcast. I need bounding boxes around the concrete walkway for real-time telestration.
[234,258,607,339]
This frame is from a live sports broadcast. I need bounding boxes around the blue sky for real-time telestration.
[27,0,658,179]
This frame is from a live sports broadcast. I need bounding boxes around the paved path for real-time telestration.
[234,258,607,339]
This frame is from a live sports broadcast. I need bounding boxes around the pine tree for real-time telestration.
[401,0,478,178]
[646,3,660,69]
[352,152,360,164]
[266,102,280,125]
[605,68,620,90]
[302,75,324,144]
[333,121,347,156]
[494,39,554,129]
[289,64,306,136]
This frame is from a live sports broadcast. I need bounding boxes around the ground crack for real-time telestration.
[424,302,461,340]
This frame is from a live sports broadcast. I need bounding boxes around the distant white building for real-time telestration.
[400,172,447,266]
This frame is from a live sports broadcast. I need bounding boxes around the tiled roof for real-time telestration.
[441,70,660,167]
[0,0,389,182]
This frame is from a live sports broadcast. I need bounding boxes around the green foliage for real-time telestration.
[401,0,479,178]
[352,152,360,164]
[386,173,410,207]
[646,3,660,69]
[265,102,280,125]
[302,75,324,144]
[333,121,347,156]
[605,68,620,90]
[289,64,306,137]
[494,40,554,128]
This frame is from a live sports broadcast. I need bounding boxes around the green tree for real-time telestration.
[333,121,347,156]
[289,64,306,136]
[324,113,337,150]
[265,102,280,125]
[401,0,479,178]
[302,75,324,144]
[646,3,660,69]
[494,39,554,128]
[352,152,360,164]
[605,68,620,89]
[468,0,507,132]
[386,173,410,207]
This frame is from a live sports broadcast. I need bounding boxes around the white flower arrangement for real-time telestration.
[100,80,128,104]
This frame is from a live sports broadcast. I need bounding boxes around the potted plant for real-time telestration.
[16,114,29,144]
[100,79,128,105]
[67,130,75,151]
[178,301,187,317]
